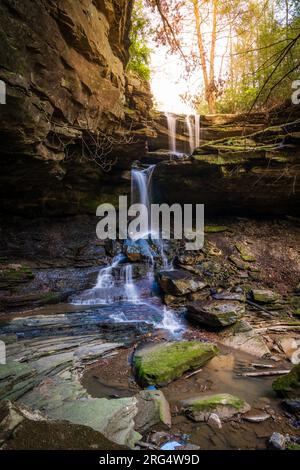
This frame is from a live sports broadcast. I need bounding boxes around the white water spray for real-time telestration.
[186,114,201,154]
[165,113,177,154]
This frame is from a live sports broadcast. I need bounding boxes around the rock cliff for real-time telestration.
[0,0,153,215]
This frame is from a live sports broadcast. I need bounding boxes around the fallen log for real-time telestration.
[238,370,290,378]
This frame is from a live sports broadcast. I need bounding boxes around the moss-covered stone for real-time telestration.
[272,364,300,398]
[235,243,256,262]
[204,225,229,233]
[134,341,219,386]
[183,393,250,422]
[252,289,280,304]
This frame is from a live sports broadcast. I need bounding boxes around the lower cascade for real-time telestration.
[71,162,180,334]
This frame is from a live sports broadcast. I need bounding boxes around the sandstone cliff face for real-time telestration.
[0,0,152,215]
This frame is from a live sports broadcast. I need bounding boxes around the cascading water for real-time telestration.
[71,152,181,335]
[186,114,201,154]
[124,264,138,303]
[186,115,195,154]
[165,113,177,154]
[195,114,200,149]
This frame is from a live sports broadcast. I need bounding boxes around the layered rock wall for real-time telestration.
[0,0,152,215]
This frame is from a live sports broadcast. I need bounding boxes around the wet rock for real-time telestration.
[272,364,300,398]
[135,389,171,432]
[134,341,219,386]
[175,253,205,267]
[281,399,300,415]
[0,362,37,401]
[182,393,250,422]
[187,300,244,328]
[164,295,187,308]
[158,270,206,296]
[124,239,154,262]
[269,432,288,450]
[0,401,25,446]
[251,289,280,304]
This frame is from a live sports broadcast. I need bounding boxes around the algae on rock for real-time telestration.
[134,341,219,386]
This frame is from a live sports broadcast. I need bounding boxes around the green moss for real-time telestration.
[287,443,300,450]
[235,243,256,262]
[190,394,246,412]
[0,265,34,288]
[204,225,229,233]
[272,364,300,398]
[134,341,219,386]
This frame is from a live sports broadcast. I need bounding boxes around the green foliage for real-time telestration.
[127,0,151,81]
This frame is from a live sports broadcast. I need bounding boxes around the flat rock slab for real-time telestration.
[158,270,206,296]
[134,341,219,386]
[0,362,37,402]
[48,397,140,448]
[187,300,245,328]
[182,393,250,422]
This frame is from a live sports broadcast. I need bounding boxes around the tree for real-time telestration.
[128,0,152,81]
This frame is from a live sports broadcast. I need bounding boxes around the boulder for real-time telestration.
[221,330,270,358]
[272,364,300,398]
[187,300,245,328]
[48,397,141,448]
[135,389,171,432]
[182,393,250,422]
[134,341,219,386]
[158,270,206,297]
[251,289,280,304]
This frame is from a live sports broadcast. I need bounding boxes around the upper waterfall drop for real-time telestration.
[186,114,201,154]
[165,112,177,154]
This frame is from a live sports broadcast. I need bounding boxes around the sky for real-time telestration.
[150,44,199,114]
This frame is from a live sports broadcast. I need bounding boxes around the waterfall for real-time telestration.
[186,114,201,154]
[165,113,177,154]
[123,264,138,303]
[195,114,200,149]
[131,165,155,212]
[95,254,123,289]
[131,164,172,270]
[186,115,195,154]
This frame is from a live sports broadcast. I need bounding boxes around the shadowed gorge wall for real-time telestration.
[0,0,153,215]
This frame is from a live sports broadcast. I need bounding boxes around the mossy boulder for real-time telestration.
[134,341,219,386]
[251,289,280,304]
[182,393,250,422]
[187,300,245,328]
[272,364,300,398]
